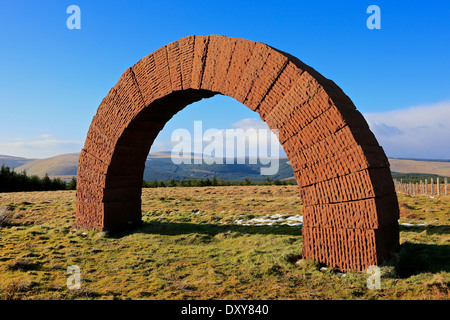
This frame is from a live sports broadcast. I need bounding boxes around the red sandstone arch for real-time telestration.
[75,35,399,271]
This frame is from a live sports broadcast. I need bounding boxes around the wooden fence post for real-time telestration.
[425,179,428,195]
[445,178,448,196]
[431,178,434,195]
[437,177,440,196]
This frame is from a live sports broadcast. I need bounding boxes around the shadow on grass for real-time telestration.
[111,220,302,238]
[110,222,449,278]
[399,224,450,235]
[397,241,450,278]
[397,225,450,277]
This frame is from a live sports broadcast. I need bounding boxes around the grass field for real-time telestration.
[0,186,448,300]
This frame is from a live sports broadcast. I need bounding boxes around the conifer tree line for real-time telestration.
[0,165,77,192]
[142,175,297,188]
[1,164,296,192]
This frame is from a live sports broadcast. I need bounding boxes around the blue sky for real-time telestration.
[0,0,449,159]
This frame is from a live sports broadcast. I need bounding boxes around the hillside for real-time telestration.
[0,155,36,169]
[143,156,294,181]
[3,152,450,181]
[10,152,296,182]
[389,158,450,177]
[13,153,79,179]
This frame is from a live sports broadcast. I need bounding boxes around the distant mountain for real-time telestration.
[2,152,450,182]
[4,152,295,182]
[0,155,36,169]
[390,157,450,163]
[389,158,450,177]
[13,153,80,181]
[143,154,294,182]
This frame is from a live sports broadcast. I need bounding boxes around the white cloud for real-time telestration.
[151,118,286,158]
[0,139,83,159]
[6,100,447,162]
[364,101,450,159]
[229,118,283,158]
[231,118,270,131]
[40,133,54,139]
[149,140,174,152]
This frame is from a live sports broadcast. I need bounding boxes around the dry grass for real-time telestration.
[0,186,448,300]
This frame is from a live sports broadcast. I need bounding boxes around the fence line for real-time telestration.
[394,176,449,197]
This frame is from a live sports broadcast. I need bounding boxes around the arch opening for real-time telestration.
[75,35,399,271]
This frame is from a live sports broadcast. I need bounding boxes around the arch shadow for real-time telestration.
[110,220,303,238]
[397,242,450,277]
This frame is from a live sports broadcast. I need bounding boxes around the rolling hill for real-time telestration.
[142,153,294,182]
[11,153,79,181]
[0,155,36,169]
[9,152,295,182]
[388,158,450,177]
[2,152,450,182]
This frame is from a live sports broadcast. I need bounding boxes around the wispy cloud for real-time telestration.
[40,133,55,139]
[6,101,448,162]
[231,118,270,131]
[0,139,83,159]
[364,101,450,159]
[151,118,286,158]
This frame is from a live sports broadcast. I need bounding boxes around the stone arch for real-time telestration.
[75,35,399,271]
